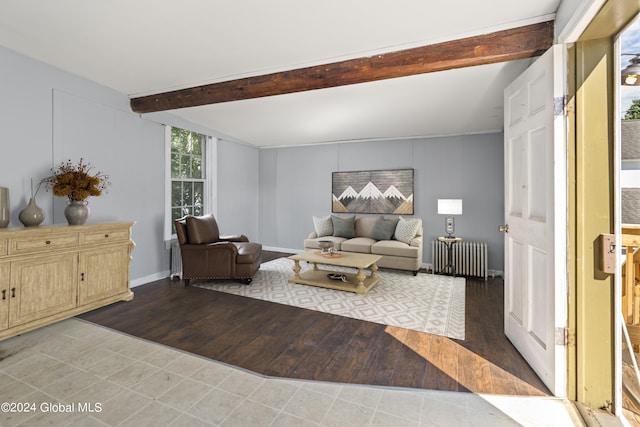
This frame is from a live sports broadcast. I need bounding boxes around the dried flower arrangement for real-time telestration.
[42,158,111,202]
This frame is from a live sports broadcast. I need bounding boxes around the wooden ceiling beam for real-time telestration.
[130,20,553,113]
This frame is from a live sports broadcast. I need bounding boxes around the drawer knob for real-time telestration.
[1,290,5,300]
[105,234,109,238]
[45,240,51,245]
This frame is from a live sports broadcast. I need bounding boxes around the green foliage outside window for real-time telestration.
[171,128,203,178]
[624,98,640,120]
[170,128,205,231]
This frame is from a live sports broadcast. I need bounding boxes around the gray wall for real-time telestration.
[258,134,505,272]
[217,140,259,240]
[2,42,505,283]
[1,45,259,285]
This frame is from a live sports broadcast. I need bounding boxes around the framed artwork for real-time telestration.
[332,169,414,214]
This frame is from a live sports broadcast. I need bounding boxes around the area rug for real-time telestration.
[193,258,465,340]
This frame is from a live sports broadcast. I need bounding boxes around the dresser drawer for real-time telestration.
[9,233,79,255]
[80,228,129,245]
[0,239,7,256]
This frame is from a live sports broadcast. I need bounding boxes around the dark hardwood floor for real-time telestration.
[78,251,550,396]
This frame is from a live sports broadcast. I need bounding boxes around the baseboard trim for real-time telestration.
[425,263,503,278]
[263,246,303,254]
[131,271,170,288]
[167,247,504,280]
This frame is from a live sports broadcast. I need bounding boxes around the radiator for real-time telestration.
[432,240,488,280]
[170,241,182,279]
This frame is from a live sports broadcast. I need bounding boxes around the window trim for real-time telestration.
[164,125,217,241]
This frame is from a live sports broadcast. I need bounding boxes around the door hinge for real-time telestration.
[555,327,574,346]
[554,95,567,116]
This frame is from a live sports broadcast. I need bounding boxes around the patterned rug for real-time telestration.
[193,258,465,340]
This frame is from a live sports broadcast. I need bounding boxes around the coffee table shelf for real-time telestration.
[288,250,382,294]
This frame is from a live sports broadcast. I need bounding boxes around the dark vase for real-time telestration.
[64,200,89,225]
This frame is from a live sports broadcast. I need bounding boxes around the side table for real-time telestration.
[436,236,462,276]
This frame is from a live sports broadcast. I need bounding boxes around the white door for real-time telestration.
[503,45,567,396]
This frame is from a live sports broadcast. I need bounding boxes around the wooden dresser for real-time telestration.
[0,221,135,341]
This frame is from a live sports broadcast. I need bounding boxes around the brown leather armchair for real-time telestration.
[174,214,262,286]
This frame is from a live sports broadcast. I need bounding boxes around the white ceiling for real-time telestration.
[0,0,561,147]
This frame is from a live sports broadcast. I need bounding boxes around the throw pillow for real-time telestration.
[186,214,220,244]
[313,215,333,237]
[371,216,399,241]
[394,217,421,244]
[331,215,356,238]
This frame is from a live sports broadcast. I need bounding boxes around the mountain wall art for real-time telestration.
[332,169,414,214]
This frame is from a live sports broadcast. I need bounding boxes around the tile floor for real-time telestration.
[0,318,585,426]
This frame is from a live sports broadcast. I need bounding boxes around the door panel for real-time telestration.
[508,239,525,326]
[9,254,77,327]
[0,263,9,330]
[509,134,526,217]
[530,247,549,347]
[78,246,130,306]
[529,129,548,221]
[503,45,567,396]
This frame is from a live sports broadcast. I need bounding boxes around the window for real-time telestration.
[165,126,216,239]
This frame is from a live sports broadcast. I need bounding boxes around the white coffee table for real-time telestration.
[288,250,382,295]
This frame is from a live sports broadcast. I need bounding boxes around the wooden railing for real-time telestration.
[623,226,640,351]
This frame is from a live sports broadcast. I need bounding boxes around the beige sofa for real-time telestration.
[304,215,423,275]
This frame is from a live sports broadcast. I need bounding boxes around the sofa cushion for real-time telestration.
[332,215,356,238]
[394,217,421,244]
[313,215,333,237]
[372,240,420,258]
[353,216,377,238]
[304,236,346,251]
[186,214,220,244]
[371,216,399,241]
[341,237,376,254]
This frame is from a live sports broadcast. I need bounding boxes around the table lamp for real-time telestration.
[437,199,463,238]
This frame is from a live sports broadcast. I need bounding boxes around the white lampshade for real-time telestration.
[437,199,463,215]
